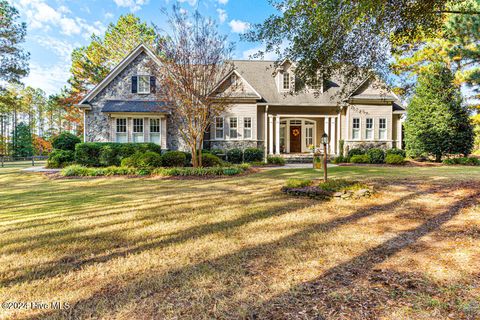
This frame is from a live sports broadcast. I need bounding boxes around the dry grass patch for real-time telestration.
[0,165,479,319]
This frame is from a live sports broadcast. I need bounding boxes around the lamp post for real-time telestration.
[321,133,328,181]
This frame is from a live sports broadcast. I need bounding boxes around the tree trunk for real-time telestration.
[435,153,442,162]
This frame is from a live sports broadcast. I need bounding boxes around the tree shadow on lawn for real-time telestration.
[0,188,316,288]
[16,182,473,320]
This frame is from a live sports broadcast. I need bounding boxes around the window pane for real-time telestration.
[116,133,127,143]
[116,118,127,133]
[353,118,360,129]
[138,75,150,93]
[229,117,237,139]
[352,129,360,140]
[379,118,386,129]
[150,119,160,133]
[133,119,143,133]
[133,133,144,143]
[244,117,252,139]
[215,117,224,139]
[283,73,290,90]
[366,118,373,129]
[150,133,160,144]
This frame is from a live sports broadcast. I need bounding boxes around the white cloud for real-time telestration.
[23,62,71,95]
[33,36,76,60]
[217,8,227,24]
[113,0,149,12]
[218,0,228,4]
[177,0,197,6]
[13,0,105,37]
[229,19,250,33]
[105,12,115,19]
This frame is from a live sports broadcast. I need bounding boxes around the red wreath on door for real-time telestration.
[292,128,300,137]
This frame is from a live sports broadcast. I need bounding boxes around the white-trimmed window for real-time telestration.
[352,118,360,140]
[132,118,144,143]
[379,118,387,140]
[283,72,290,90]
[366,118,373,140]
[138,75,150,94]
[150,119,161,144]
[116,118,127,143]
[229,117,238,139]
[215,117,224,139]
[244,117,252,139]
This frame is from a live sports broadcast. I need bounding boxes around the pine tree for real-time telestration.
[12,122,33,158]
[405,63,474,161]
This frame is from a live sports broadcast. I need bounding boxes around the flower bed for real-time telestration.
[61,163,251,177]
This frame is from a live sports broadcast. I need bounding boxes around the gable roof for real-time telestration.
[79,44,162,105]
[210,69,262,100]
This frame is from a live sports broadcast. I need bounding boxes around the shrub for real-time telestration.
[386,148,406,158]
[244,148,264,162]
[367,148,385,164]
[267,156,286,165]
[99,145,120,166]
[153,165,247,176]
[75,143,102,167]
[249,161,267,166]
[227,148,243,164]
[285,179,313,188]
[52,132,81,151]
[137,151,162,168]
[201,153,223,167]
[443,157,480,166]
[121,153,141,167]
[74,142,162,167]
[182,152,192,166]
[332,156,347,164]
[350,154,370,163]
[339,140,345,157]
[385,154,405,165]
[318,179,365,192]
[47,149,75,168]
[161,151,187,167]
[347,148,365,159]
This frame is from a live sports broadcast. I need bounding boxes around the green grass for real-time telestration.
[1,164,480,319]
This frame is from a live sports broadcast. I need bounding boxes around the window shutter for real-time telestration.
[150,76,156,93]
[131,76,138,93]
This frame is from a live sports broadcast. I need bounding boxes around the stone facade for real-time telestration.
[85,51,160,143]
[207,140,263,151]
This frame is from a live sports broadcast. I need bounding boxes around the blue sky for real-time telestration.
[10,0,279,95]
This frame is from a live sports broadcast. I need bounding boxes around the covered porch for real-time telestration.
[266,114,340,156]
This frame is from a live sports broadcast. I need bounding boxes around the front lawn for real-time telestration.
[1,165,479,319]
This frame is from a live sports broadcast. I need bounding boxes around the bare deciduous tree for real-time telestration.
[154,6,238,167]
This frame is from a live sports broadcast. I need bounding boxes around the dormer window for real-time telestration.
[283,72,290,90]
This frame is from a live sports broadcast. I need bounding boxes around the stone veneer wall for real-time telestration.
[208,140,264,150]
[85,51,167,143]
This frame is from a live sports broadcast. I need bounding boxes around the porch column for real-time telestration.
[398,115,403,150]
[324,117,330,155]
[337,113,341,155]
[275,116,281,155]
[268,115,274,155]
[331,117,337,155]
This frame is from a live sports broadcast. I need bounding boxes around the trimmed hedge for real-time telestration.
[47,149,75,168]
[61,164,250,177]
[386,148,406,158]
[367,148,385,164]
[347,148,365,159]
[443,157,480,166]
[243,148,264,162]
[161,151,187,167]
[75,142,162,167]
[201,153,223,167]
[121,152,162,168]
[52,132,81,151]
[350,154,370,163]
[267,156,286,165]
[385,154,405,165]
[226,148,243,164]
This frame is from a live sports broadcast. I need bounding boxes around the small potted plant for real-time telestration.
[308,144,315,153]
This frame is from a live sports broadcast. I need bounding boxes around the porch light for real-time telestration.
[321,133,329,145]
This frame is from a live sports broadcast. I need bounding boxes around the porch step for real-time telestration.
[279,153,315,164]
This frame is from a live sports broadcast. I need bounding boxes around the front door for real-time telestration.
[290,126,302,153]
